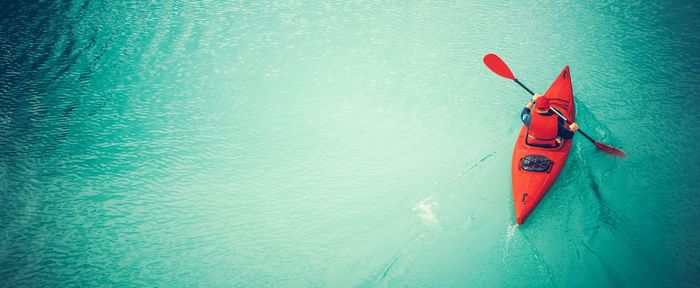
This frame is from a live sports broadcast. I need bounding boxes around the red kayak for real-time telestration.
[511,66,575,224]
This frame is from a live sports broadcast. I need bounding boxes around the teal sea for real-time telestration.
[1,1,699,287]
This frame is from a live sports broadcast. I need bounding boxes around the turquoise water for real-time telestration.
[1,1,699,287]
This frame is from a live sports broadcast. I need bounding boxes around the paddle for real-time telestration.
[483,53,625,157]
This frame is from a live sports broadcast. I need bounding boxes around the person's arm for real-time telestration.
[522,93,542,126]
[525,93,542,110]
[558,121,579,139]
[558,124,575,139]
[521,107,531,126]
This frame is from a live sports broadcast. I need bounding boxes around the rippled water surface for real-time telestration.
[1,1,699,287]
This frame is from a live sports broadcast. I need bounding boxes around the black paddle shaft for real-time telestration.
[514,78,598,144]
[514,79,535,96]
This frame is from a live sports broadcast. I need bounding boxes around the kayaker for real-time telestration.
[521,94,579,147]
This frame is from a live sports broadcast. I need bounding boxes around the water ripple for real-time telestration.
[1,1,699,287]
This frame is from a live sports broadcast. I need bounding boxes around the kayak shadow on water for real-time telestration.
[567,150,626,243]
[554,101,628,246]
[586,167,625,233]
[573,102,626,221]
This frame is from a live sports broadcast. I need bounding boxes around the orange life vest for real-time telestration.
[526,110,559,147]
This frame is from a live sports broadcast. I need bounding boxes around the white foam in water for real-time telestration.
[506,223,518,241]
[503,223,519,261]
[462,215,474,228]
[413,198,438,226]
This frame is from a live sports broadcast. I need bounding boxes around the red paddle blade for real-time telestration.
[594,142,626,157]
[483,53,515,80]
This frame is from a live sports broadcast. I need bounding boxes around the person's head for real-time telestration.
[535,97,550,114]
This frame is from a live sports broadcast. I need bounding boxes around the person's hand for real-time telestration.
[532,93,543,101]
[569,122,579,132]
